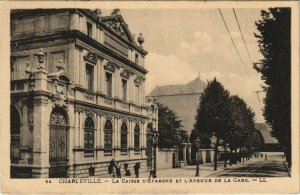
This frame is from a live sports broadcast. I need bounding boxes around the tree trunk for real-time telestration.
[214,137,219,171]
[286,142,291,168]
[224,142,227,168]
[229,149,232,166]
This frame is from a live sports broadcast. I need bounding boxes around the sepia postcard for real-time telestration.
[0,1,299,194]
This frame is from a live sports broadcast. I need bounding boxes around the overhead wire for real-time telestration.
[233,8,254,64]
[218,8,249,75]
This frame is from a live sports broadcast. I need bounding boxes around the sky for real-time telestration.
[103,8,266,123]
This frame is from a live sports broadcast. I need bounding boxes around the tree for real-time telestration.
[254,8,291,167]
[157,103,183,149]
[193,78,230,170]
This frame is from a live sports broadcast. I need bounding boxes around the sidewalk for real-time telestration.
[138,158,258,178]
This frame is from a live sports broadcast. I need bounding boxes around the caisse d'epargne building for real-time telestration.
[10,9,158,178]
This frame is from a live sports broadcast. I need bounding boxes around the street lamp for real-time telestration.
[152,128,158,178]
[195,137,201,177]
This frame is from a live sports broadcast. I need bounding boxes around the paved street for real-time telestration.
[138,154,289,178]
[208,155,289,177]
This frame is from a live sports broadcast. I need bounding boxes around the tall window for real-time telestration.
[104,120,113,154]
[86,64,94,91]
[87,22,92,37]
[121,79,127,101]
[84,117,95,157]
[135,84,140,104]
[120,122,128,154]
[134,125,140,152]
[106,72,112,98]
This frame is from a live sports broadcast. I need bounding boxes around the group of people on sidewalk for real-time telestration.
[108,159,140,178]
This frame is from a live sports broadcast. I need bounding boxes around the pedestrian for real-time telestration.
[148,169,153,179]
[108,159,116,178]
[116,163,121,178]
[134,162,140,178]
[124,163,131,176]
[265,154,268,160]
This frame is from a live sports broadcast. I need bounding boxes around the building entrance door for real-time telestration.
[49,108,69,178]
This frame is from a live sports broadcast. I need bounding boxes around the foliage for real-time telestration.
[193,78,231,143]
[157,103,184,149]
[254,8,291,166]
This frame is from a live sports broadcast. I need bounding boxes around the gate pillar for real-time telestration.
[31,97,51,178]
[31,69,50,178]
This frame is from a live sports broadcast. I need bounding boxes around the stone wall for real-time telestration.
[157,149,177,170]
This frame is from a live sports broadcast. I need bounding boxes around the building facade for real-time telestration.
[10,9,158,178]
[147,77,206,165]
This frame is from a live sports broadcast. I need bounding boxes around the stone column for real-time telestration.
[68,106,75,166]
[79,50,84,86]
[31,68,49,178]
[79,111,84,148]
[100,60,105,94]
[182,144,187,165]
[187,144,192,164]
[114,68,120,99]
[19,104,29,164]
[74,110,79,148]
[100,116,105,148]
[74,46,80,85]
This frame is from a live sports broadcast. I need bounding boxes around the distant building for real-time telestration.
[255,123,283,152]
[148,77,206,135]
[10,9,158,178]
[147,77,206,165]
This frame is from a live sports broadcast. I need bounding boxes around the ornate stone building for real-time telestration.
[10,9,158,178]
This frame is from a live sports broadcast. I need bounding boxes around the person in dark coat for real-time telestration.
[134,162,140,178]
[108,159,116,178]
[116,162,121,178]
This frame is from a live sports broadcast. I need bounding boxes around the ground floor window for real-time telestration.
[134,124,140,152]
[120,122,128,154]
[104,120,113,155]
[84,117,95,157]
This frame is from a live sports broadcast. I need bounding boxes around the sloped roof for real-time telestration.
[255,123,278,144]
[147,77,206,133]
[148,77,206,96]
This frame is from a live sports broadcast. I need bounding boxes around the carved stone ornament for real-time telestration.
[53,90,67,109]
[104,61,116,72]
[105,18,127,40]
[134,76,143,84]
[86,111,94,118]
[120,69,130,79]
[105,114,113,121]
[84,51,97,64]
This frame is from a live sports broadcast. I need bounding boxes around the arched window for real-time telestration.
[134,125,140,152]
[84,117,95,157]
[104,120,113,154]
[11,107,21,164]
[120,122,128,154]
